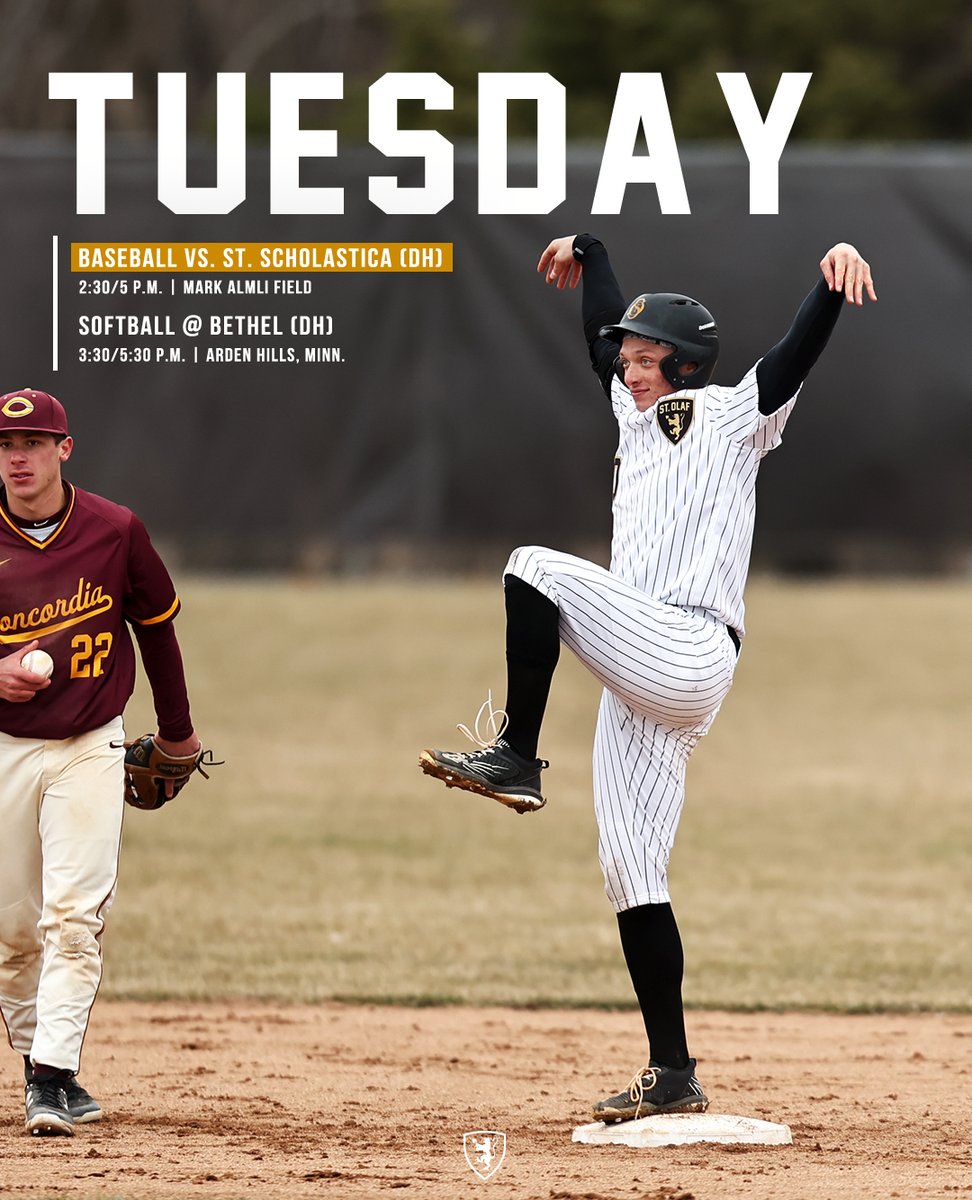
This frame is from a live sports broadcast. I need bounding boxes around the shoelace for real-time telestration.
[457,690,509,750]
[28,1077,69,1110]
[625,1065,660,1118]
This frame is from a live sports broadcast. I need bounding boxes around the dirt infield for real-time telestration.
[1,1002,969,1200]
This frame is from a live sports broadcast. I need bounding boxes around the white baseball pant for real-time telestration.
[0,717,125,1072]
[505,546,737,911]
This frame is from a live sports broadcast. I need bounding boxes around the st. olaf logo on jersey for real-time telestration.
[656,397,693,445]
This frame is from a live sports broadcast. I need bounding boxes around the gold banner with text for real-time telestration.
[71,243,453,273]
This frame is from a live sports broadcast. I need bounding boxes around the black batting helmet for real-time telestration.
[600,293,719,390]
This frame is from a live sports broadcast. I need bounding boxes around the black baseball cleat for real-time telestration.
[419,738,548,814]
[25,1075,75,1137]
[593,1059,709,1123]
[64,1074,102,1123]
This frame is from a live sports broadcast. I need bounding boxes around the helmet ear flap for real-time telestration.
[660,351,709,391]
[660,353,684,391]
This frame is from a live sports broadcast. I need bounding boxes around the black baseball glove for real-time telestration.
[122,735,221,811]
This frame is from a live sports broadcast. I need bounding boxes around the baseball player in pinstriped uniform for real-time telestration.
[0,389,201,1136]
[421,234,876,1121]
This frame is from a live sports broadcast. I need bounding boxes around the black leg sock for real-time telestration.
[617,903,690,1070]
[502,574,560,760]
[25,1059,69,1083]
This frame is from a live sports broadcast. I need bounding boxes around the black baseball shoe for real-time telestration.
[64,1074,102,1123]
[593,1059,709,1123]
[25,1073,75,1137]
[419,738,548,814]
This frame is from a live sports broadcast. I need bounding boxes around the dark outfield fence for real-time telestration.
[1,138,970,574]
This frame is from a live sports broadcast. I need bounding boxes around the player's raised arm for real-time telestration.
[755,242,876,415]
[539,234,627,395]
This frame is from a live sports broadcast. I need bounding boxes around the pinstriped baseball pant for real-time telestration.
[505,546,737,912]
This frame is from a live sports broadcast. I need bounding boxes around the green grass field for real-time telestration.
[108,576,972,1012]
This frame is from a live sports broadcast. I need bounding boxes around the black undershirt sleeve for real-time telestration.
[572,234,625,397]
[755,275,845,414]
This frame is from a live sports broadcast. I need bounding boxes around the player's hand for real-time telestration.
[153,731,202,798]
[537,236,583,289]
[820,244,877,306]
[0,641,53,703]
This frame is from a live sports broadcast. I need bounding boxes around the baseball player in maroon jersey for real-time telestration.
[421,235,876,1122]
[0,388,201,1137]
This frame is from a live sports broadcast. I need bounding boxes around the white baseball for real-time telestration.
[22,649,54,679]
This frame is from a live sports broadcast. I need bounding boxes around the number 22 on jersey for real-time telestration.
[71,632,112,678]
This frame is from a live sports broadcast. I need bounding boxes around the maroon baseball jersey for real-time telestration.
[0,483,180,739]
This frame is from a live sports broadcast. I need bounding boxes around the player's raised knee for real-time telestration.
[504,544,551,580]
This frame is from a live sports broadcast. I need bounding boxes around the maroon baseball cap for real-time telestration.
[0,388,69,435]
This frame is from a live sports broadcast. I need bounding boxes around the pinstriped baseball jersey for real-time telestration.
[609,364,798,638]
